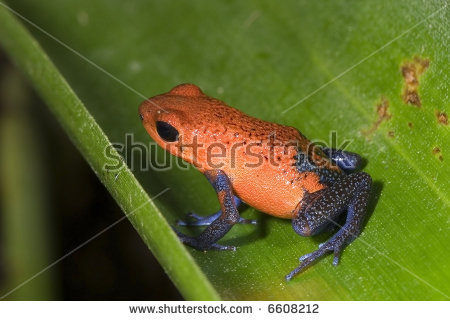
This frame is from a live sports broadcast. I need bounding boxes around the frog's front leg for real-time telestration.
[286,171,372,281]
[173,169,243,251]
[176,196,256,226]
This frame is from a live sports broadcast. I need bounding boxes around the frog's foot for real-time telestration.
[288,171,372,281]
[176,211,256,226]
[172,227,236,251]
[286,229,352,281]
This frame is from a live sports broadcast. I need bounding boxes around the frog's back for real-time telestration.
[201,107,325,218]
[140,84,336,218]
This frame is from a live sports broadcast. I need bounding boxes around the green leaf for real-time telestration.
[1,0,449,300]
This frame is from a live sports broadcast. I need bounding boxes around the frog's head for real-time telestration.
[138,84,213,168]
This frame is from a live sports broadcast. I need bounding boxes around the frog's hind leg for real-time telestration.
[286,171,371,281]
[176,196,256,226]
[173,169,247,251]
[322,147,362,173]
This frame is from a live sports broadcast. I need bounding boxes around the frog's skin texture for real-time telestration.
[139,84,372,280]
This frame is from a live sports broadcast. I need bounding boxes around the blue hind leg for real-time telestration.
[286,171,372,280]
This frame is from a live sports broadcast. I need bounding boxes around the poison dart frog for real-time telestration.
[139,84,372,280]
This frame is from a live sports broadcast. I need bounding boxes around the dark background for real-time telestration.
[0,51,181,300]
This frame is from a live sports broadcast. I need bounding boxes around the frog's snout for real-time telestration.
[138,100,154,123]
[138,102,146,122]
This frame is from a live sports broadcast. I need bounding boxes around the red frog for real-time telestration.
[139,84,372,280]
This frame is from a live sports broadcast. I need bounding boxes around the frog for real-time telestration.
[138,83,372,280]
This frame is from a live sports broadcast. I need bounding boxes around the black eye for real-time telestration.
[156,121,179,142]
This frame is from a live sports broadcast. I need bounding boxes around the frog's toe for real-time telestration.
[186,212,204,220]
[239,218,257,225]
[176,211,221,226]
[332,245,345,266]
[333,255,340,266]
[175,218,189,226]
[210,243,237,251]
[298,252,313,262]
[176,211,256,226]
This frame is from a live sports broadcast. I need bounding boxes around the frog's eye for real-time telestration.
[156,121,179,142]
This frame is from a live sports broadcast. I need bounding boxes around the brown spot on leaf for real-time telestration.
[435,111,448,126]
[432,147,441,155]
[387,131,395,138]
[362,97,391,136]
[401,56,429,107]
[432,147,444,161]
[408,122,413,128]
